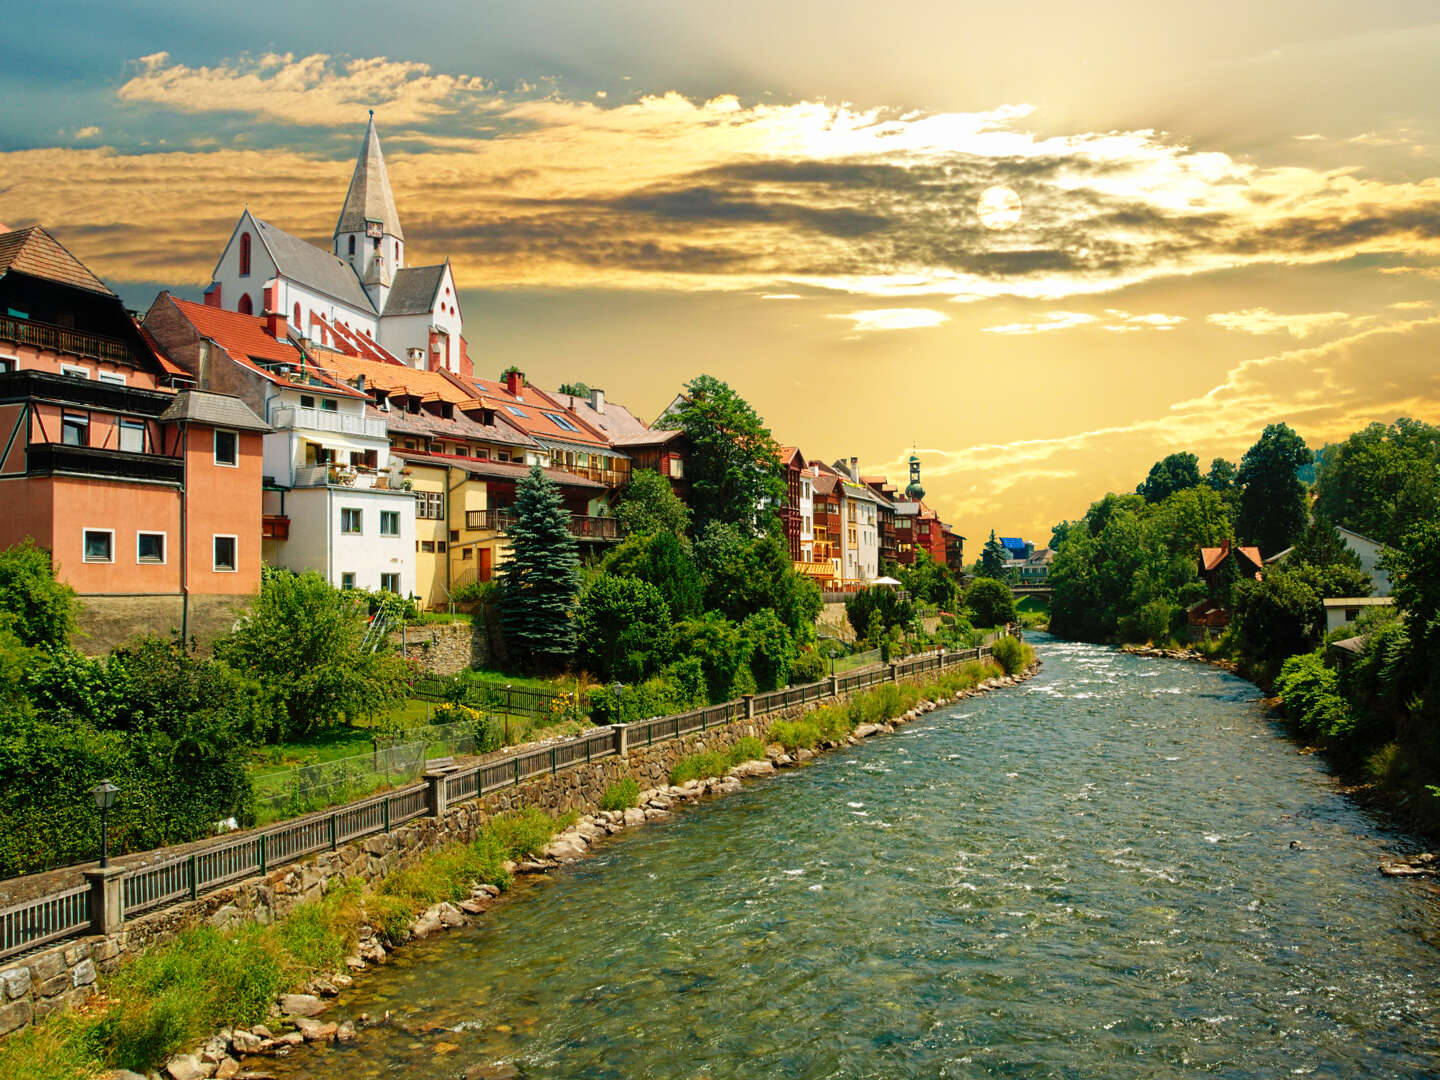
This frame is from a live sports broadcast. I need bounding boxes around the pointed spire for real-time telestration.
[334,113,403,242]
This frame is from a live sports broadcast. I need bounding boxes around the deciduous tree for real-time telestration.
[1237,423,1312,557]
[1138,451,1201,503]
[614,468,691,538]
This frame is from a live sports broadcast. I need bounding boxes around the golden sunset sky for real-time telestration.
[4,1,1439,546]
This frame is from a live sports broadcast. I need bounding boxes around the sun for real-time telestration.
[977,186,1022,230]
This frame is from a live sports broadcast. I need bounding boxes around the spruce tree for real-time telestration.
[980,530,1008,579]
[499,465,580,670]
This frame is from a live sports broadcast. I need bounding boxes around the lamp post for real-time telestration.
[90,779,118,868]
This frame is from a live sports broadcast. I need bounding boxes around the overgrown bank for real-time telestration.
[0,643,1035,1080]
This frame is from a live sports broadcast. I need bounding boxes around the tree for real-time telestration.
[602,530,702,620]
[497,465,581,670]
[845,587,913,639]
[1379,520,1440,733]
[1138,451,1201,503]
[1231,568,1323,665]
[1314,419,1440,545]
[575,575,673,683]
[979,531,1008,579]
[741,609,795,691]
[704,533,822,638]
[1236,423,1312,557]
[896,550,959,610]
[674,613,750,702]
[966,577,1017,628]
[215,568,406,738]
[660,374,784,533]
[0,539,76,649]
[614,468,691,538]
[1205,457,1237,492]
[557,381,591,397]
[1290,516,1361,570]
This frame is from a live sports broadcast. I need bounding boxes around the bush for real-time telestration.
[600,777,641,811]
[0,539,76,649]
[767,718,821,752]
[1275,650,1356,740]
[846,587,913,639]
[728,736,765,764]
[430,702,502,752]
[452,580,497,606]
[574,575,673,682]
[991,635,1026,675]
[966,578,1017,628]
[742,609,794,691]
[674,613,750,703]
[790,649,827,684]
[670,750,732,785]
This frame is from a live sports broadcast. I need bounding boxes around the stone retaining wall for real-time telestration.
[390,620,490,675]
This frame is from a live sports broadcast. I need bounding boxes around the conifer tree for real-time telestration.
[499,465,580,670]
[980,530,1008,579]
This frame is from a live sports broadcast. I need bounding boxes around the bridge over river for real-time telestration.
[269,633,1440,1079]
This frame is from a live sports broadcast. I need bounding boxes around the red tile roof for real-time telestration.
[392,450,604,490]
[1200,545,1263,574]
[459,376,610,448]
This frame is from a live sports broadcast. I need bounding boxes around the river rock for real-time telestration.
[295,1018,338,1042]
[336,1020,357,1042]
[107,1071,148,1080]
[731,759,775,779]
[459,898,488,915]
[438,902,465,928]
[214,1059,241,1080]
[165,1054,213,1080]
[230,1030,264,1054]
[853,724,881,738]
[411,909,444,939]
[474,883,501,898]
[622,807,645,826]
[278,994,327,1018]
[545,836,588,861]
[796,748,815,762]
[1379,853,1438,877]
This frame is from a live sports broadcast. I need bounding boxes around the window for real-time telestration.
[321,399,338,412]
[83,529,113,563]
[214,429,238,467]
[449,529,459,542]
[213,535,237,572]
[137,532,165,563]
[61,412,88,446]
[415,490,445,519]
[293,302,302,328]
[97,371,126,386]
[436,540,447,552]
[238,293,253,316]
[239,232,251,276]
[504,405,528,417]
[380,572,400,593]
[118,419,145,453]
[496,451,510,462]
[341,572,356,589]
[669,456,684,478]
[542,412,581,433]
[300,395,315,409]
[0,357,12,374]
[341,508,362,534]
[61,364,89,379]
[461,548,472,560]
[348,236,356,255]
[380,510,400,536]
[420,540,436,553]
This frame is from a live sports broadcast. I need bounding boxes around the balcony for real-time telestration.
[261,515,290,540]
[27,443,183,484]
[0,369,173,416]
[0,314,137,366]
[466,509,624,541]
[270,406,387,440]
[291,464,409,490]
[559,464,630,488]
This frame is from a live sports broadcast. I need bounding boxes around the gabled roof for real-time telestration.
[335,115,404,242]
[159,389,271,432]
[613,427,684,449]
[777,445,805,469]
[384,264,447,316]
[0,226,115,296]
[249,215,376,313]
[134,324,198,383]
[1200,545,1263,572]
[462,376,610,449]
[315,313,404,365]
[391,450,603,490]
[548,391,652,442]
[161,296,366,399]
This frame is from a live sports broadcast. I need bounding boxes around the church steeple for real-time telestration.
[335,111,404,311]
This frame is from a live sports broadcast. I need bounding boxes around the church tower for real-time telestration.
[334,112,404,313]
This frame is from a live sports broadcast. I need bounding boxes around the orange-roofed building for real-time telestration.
[0,226,268,651]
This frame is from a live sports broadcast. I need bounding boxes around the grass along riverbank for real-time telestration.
[0,808,575,1080]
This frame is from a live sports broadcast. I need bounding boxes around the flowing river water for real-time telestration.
[271,635,1440,1079]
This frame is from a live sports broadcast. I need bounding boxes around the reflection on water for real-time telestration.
[272,635,1440,1079]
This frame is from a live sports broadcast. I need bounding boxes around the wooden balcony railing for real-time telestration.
[466,509,623,541]
[0,314,135,366]
[262,515,290,541]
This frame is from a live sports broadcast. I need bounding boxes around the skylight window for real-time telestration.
[543,412,581,432]
[505,405,528,417]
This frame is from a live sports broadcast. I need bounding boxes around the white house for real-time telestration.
[1323,596,1394,634]
[799,472,815,563]
[1265,524,1391,596]
[206,113,471,378]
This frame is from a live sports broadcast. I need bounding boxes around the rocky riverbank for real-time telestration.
[1118,643,1238,672]
[137,663,1038,1080]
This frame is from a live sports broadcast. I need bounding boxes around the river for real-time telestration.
[270,635,1440,1079]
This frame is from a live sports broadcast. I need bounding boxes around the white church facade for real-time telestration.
[205,113,470,377]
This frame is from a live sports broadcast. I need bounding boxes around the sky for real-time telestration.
[3,1,1439,547]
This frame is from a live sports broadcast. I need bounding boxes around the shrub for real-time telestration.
[992,635,1025,675]
[452,580,497,606]
[767,719,820,752]
[742,609,794,691]
[728,736,765,764]
[670,750,732,785]
[966,578,1017,628]
[0,539,76,649]
[674,613,750,703]
[1275,650,1355,740]
[790,649,827,684]
[574,574,674,682]
[600,777,640,811]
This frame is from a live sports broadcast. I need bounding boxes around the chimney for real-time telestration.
[849,456,860,482]
[263,283,284,340]
[589,387,606,414]
[1221,538,1231,556]
[504,368,524,397]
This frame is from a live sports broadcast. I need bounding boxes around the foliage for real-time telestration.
[741,608,795,691]
[574,574,674,682]
[979,530,1008,578]
[600,777,640,811]
[1138,451,1201,503]
[991,634,1026,674]
[0,539,76,649]
[790,649,827,684]
[498,465,581,670]
[1231,568,1324,667]
[215,567,406,740]
[587,666,701,725]
[704,532,822,637]
[1275,650,1356,740]
[669,738,764,785]
[451,580,498,606]
[429,702,503,753]
[614,468,692,538]
[660,373,784,533]
[1236,422,1312,557]
[966,577,1017,629]
[557,381,591,397]
[602,530,702,620]
[1289,515,1362,569]
[894,550,960,610]
[845,586,913,640]
[1314,418,1440,546]
[1206,457,1238,492]
[673,612,751,703]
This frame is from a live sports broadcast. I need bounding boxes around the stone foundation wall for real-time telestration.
[72,593,253,656]
[390,620,490,675]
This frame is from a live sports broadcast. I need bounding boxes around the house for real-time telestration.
[862,475,900,566]
[999,537,1032,563]
[143,291,417,597]
[207,115,471,378]
[615,427,690,503]
[831,457,885,586]
[1188,539,1264,628]
[1322,596,1394,635]
[804,463,844,585]
[0,225,268,649]
[1266,525,1391,596]
[776,446,807,562]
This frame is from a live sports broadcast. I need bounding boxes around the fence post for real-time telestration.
[258,833,268,875]
[383,796,392,833]
[889,662,899,683]
[425,770,449,818]
[743,694,755,720]
[329,813,338,850]
[188,854,198,900]
[830,674,839,697]
[550,747,557,776]
[85,865,126,936]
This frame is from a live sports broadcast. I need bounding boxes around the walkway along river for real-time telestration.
[270,634,1440,1079]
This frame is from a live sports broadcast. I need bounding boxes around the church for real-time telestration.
[204,113,470,377]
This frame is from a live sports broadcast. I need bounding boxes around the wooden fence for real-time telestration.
[0,634,1014,962]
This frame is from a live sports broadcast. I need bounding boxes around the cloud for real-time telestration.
[1389,299,1434,311]
[831,308,949,333]
[117,52,490,126]
[982,310,1183,335]
[982,311,1096,335]
[73,126,101,140]
[1206,307,1356,338]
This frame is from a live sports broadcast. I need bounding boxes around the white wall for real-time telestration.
[277,487,415,594]
[211,213,276,316]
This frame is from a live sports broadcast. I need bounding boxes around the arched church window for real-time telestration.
[238,293,253,315]
[293,302,302,328]
[239,232,251,276]
[348,236,356,256]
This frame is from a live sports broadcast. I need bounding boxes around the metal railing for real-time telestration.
[270,406,387,439]
[0,631,1016,961]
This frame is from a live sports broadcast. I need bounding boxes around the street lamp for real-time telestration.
[90,779,118,868]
